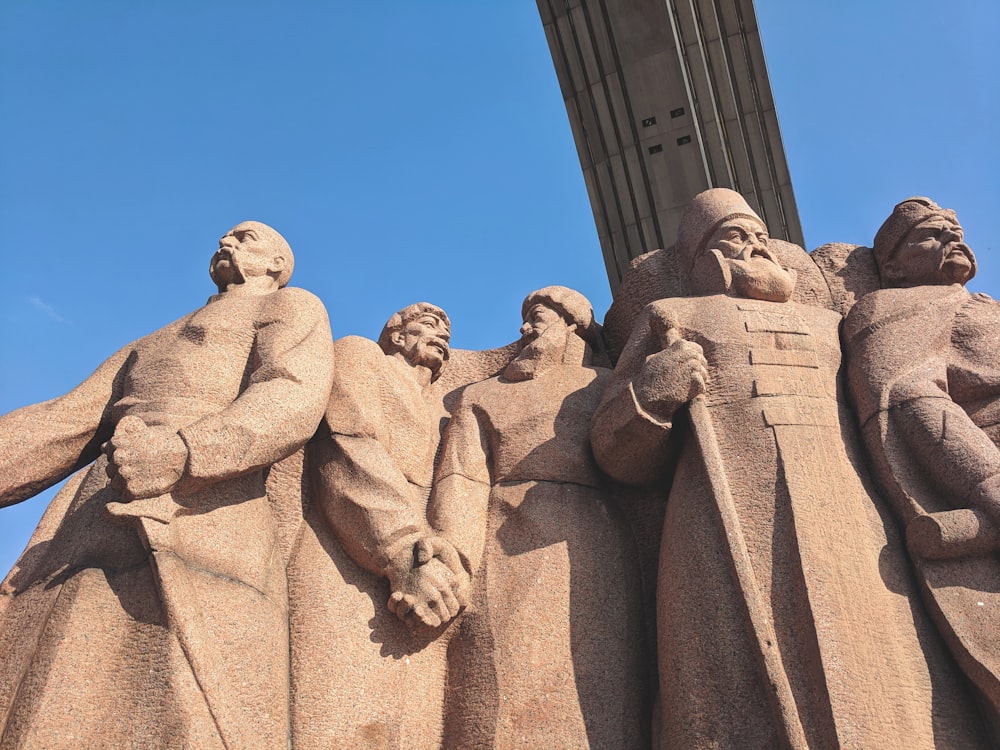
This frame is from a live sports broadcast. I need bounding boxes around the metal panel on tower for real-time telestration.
[538,0,804,290]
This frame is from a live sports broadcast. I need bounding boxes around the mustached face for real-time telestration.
[708,217,775,264]
[518,303,564,346]
[211,222,285,290]
[392,313,451,373]
[887,219,975,287]
[692,216,795,302]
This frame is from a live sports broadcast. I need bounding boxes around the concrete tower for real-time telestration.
[538,0,803,290]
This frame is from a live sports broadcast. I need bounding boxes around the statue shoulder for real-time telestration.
[331,335,386,367]
[261,286,329,322]
[844,285,968,344]
[453,376,499,410]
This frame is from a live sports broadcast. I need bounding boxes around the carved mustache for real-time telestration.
[943,242,973,263]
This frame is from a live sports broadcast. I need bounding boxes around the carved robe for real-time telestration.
[593,295,989,749]
[845,283,1000,736]
[430,364,647,749]
[0,287,334,749]
[289,335,452,750]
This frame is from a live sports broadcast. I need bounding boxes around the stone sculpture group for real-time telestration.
[0,191,997,748]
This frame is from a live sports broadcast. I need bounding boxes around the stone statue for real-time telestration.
[288,303,469,750]
[591,189,988,749]
[427,287,647,749]
[0,222,335,748]
[844,197,1000,738]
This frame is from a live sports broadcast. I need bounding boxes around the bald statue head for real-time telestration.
[873,197,976,288]
[676,188,794,302]
[210,221,294,293]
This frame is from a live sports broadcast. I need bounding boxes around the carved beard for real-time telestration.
[503,323,569,382]
[938,242,976,285]
[692,249,795,302]
[407,340,448,380]
[727,256,796,302]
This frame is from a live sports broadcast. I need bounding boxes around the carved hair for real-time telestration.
[377,302,451,355]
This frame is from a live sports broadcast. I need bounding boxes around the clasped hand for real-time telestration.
[387,536,470,629]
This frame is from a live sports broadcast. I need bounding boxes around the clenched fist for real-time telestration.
[634,303,709,419]
[104,415,188,500]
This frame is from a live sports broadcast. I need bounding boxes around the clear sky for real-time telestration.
[1,1,997,575]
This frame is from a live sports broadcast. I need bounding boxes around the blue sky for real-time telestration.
[1,1,997,575]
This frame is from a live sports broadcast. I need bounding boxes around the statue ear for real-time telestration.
[390,330,405,348]
[879,257,903,287]
[268,255,286,275]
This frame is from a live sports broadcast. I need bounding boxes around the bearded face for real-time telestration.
[392,313,451,376]
[693,217,796,302]
[504,304,571,381]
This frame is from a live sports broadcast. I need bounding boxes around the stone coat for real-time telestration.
[430,364,647,750]
[845,283,1000,736]
[0,287,334,749]
[593,295,989,750]
[290,335,452,750]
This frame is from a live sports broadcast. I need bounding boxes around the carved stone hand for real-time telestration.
[633,336,708,420]
[104,415,188,501]
[387,555,466,629]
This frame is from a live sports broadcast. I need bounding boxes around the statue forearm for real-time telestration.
[889,396,1000,521]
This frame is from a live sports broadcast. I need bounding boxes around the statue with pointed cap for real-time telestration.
[0,221,334,749]
[591,189,989,749]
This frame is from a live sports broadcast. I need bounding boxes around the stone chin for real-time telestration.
[411,349,447,381]
[503,324,569,382]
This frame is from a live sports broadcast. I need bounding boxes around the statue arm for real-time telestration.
[427,389,492,578]
[591,304,699,485]
[883,361,1000,523]
[846,292,1000,524]
[311,433,433,579]
[178,288,335,483]
[0,343,130,507]
[308,336,435,579]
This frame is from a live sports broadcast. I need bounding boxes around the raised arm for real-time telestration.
[0,343,130,506]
